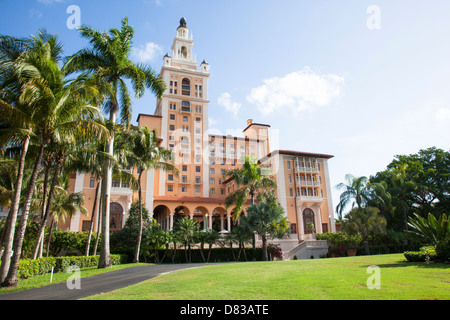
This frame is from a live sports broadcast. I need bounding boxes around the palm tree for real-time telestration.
[229,223,253,261]
[0,34,36,283]
[66,17,165,268]
[175,217,197,263]
[224,155,277,221]
[1,31,108,288]
[341,206,387,255]
[241,201,289,261]
[128,126,177,263]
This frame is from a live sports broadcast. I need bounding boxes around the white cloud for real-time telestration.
[246,67,344,116]
[435,108,450,122]
[132,42,163,63]
[217,92,242,118]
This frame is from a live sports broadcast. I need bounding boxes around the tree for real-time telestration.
[66,17,165,268]
[127,126,176,263]
[371,147,450,225]
[228,223,253,261]
[241,201,290,261]
[407,213,449,246]
[335,174,389,221]
[341,207,387,255]
[224,155,277,221]
[175,217,197,263]
[0,31,107,288]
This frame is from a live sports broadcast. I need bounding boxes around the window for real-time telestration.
[182,175,188,183]
[196,166,201,173]
[195,176,201,184]
[182,165,187,172]
[290,223,297,234]
[196,117,201,123]
[169,125,175,131]
[168,185,173,192]
[287,160,291,170]
[220,189,225,195]
[303,209,315,234]
[181,101,190,112]
[195,186,201,193]
[170,114,175,120]
[289,188,293,197]
[288,174,292,184]
[195,128,201,134]
[210,178,215,185]
[183,115,188,122]
[210,168,215,175]
[182,186,187,193]
[182,78,190,96]
[210,188,215,195]
[90,177,95,188]
[168,174,174,181]
[112,178,120,188]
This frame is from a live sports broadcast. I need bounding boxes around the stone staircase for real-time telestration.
[280,240,329,260]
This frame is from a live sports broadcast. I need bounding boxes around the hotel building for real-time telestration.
[63,18,336,254]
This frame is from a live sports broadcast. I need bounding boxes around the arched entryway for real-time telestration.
[110,202,124,233]
[303,208,315,234]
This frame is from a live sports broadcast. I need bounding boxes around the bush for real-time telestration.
[14,254,127,279]
[435,238,450,262]
[404,246,437,262]
[144,247,264,263]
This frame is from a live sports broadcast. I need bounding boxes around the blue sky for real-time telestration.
[2,0,450,213]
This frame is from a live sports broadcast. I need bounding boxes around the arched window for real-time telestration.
[180,46,187,58]
[110,202,124,233]
[182,78,190,96]
[303,208,315,234]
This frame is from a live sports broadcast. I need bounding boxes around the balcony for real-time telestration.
[295,166,319,173]
[297,180,321,187]
[296,195,323,204]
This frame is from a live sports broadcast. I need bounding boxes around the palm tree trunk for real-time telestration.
[133,171,143,263]
[2,140,46,288]
[262,234,268,261]
[36,164,51,259]
[93,187,102,256]
[99,110,116,269]
[32,158,62,260]
[0,135,30,284]
[45,219,54,257]
[85,180,100,256]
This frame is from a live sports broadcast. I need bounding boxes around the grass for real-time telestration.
[0,263,149,294]
[83,254,450,300]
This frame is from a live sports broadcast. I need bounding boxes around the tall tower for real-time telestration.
[155,18,211,198]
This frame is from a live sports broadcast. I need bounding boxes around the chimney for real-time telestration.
[247,119,253,126]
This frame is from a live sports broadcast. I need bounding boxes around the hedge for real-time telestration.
[404,246,437,262]
[141,247,264,264]
[12,254,127,280]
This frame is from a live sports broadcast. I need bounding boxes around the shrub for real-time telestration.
[435,238,450,262]
[404,246,437,262]
[14,254,127,279]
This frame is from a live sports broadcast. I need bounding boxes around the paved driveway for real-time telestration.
[0,263,209,300]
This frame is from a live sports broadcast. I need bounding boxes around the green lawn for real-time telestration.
[84,254,450,300]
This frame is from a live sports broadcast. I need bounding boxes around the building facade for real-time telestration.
[63,18,336,247]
